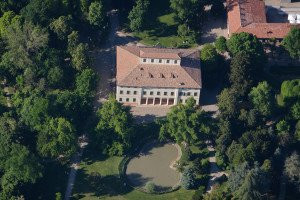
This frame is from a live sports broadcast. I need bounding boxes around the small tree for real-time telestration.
[215,36,227,53]
[181,167,196,189]
[88,1,106,28]
[200,44,220,72]
[282,27,300,59]
[284,152,300,190]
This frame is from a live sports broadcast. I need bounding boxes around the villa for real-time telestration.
[227,0,300,39]
[116,46,202,106]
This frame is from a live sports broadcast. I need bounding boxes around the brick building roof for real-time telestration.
[116,46,201,89]
[227,0,294,39]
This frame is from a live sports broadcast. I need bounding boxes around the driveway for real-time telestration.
[93,10,141,107]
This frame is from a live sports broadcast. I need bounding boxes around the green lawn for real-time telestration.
[132,1,196,48]
[72,151,196,200]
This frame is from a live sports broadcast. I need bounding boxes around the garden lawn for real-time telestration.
[132,0,196,48]
[72,152,195,200]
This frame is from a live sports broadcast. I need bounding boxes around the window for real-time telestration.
[187,92,190,96]
[127,91,130,94]
[133,98,136,102]
[143,91,146,95]
[119,98,122,102]
[159,59,162,63]
[171,92,174,96]
[126,98,129,102]
[150,91,154,95]
[143,58,146,62]
[134,91,137,95]
[174,60,178,64]
[120,90,123,94]
[164,92,167,96]
[166,60,170,63]
[151,59,154,63]
[157,92,160,95]
[179,92,183,96]
[194,92,198,96]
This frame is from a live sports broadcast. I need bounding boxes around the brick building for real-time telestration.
[227,0,300,39]
[116,46,202,106]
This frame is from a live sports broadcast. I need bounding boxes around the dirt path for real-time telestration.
[205,140,227,193]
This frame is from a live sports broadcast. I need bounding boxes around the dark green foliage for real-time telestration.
[94,96,134,156]
[217,88,238,118]
[50,15,73,40]
[226,32,265,63]
[88,1,106,28]
[210,0,226,18]
[249,81,274,117]
[159,98,211,144]
[215,36,227,53]
[144,181,156,193]
[280,79,300,106]
[282,27,300,59]
[229,52,256,97]
[200,44,222,72]
[181,167,196,189]
[192,186,205,200]
[291,101,300,120]
[128,0,150,32]
[75,68,98,99]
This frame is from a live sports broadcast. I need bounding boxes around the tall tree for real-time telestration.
[159,98,211,144]
[88,1,106,28]
[37,117,77,159]
[282,27,300,59]
[249,81,274,117]
[95,96,134,156]
[128,0,149,32]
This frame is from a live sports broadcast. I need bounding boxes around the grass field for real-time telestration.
[132,0,196,48]
[72,151,196,200]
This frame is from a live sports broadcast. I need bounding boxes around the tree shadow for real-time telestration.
[73,170,133,199]
[126,173,153,187]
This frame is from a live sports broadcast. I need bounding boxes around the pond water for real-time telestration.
[126,142,181,188]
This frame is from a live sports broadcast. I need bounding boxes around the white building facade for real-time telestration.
[116,46,202,106]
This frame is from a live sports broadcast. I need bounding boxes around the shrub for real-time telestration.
[192,186,205,200]
[215,36,227,53]
[181,167,196,189]
[179,146,192,166]
[192,158,210,175]
[144,181,156,193]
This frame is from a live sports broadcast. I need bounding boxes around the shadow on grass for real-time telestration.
[73,170,133,199]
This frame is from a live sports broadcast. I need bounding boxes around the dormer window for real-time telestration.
[151,59,154,63]
[143,58,146,62]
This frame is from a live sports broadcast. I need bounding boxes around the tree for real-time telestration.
[170,0,205,31]
[128,0,149,32]
[181,167,196,189]
[295,121,300,141]
[200,44,221,72]
[227,32,265,63]
[75,68,98,98]
[284,152,300,190]
[88,1,106,28]
[21,0,62,26]
[37,117,77,159]
[229,52,255,97]
[215,36,227,53]
[282,27,300,59]
[95,96,134,156]
[249,81,274,117]
[217,88,238,118]
[291,101,300,120]
[47,66,64,88]
[0,11,16,37]
[71,43,91,70]
[159,98,211,144]
[280,79,300,105]
[211,0,226,18]
[50,15,73,40]
[276,120,290,135]
[177,24,196,44]
[4,21,48,69]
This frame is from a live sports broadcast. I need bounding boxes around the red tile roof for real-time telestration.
[227,0,295,39]
[116,46,202,89]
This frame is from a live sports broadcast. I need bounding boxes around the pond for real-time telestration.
[126,142,181,189]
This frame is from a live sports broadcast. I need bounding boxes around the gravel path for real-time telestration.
[205,140,227,193]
